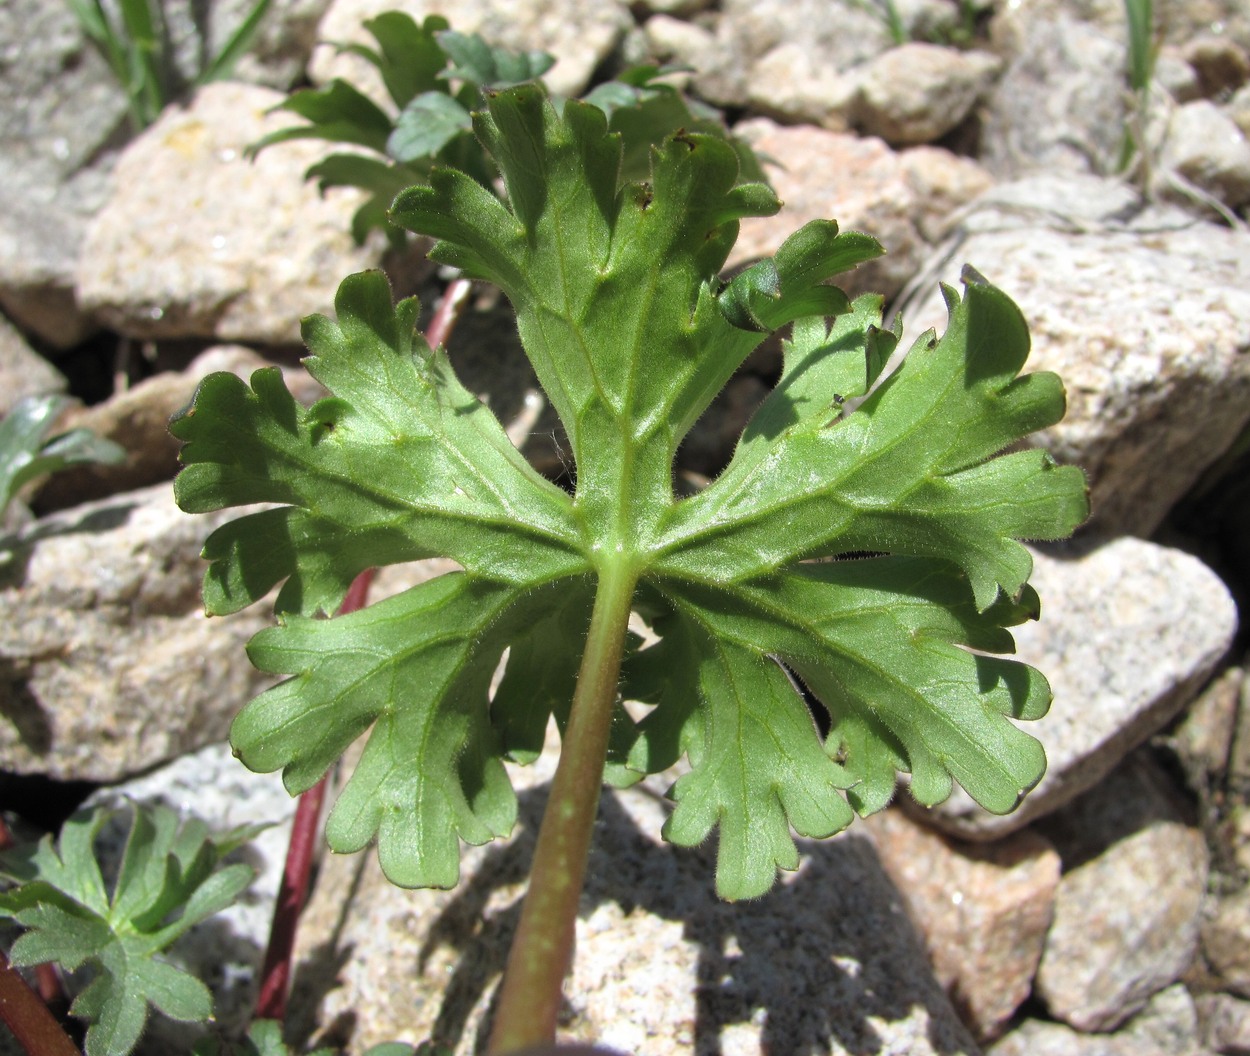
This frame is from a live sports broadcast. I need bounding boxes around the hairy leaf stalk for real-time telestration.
[488,560,638,1053]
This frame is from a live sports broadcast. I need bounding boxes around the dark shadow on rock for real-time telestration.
[0,660,54,756]
[411,781,973,1056]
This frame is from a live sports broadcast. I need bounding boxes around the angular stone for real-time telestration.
[76,82,382,345]
[289,749,982,1055]
[746,43,857,130]
[900,174,1250,536]
[1197,991,1250,1055]
[311,0,632,98]
[864,808,1061,1041]
[0,485,276,782]
[1034,758,1209,1032]
[641,15,750,108]
[852,43,1001,146]
[1202,886,1250,999]
[729,119,992,299]
[1161,100,1250,209]
[980,7,1126,179]
[991,984,1204,1056]
[0,0,126,348]
[919,539,1236,840]
[0,485,454,785]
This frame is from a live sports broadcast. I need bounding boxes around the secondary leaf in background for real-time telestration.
[248,13,762,246]
[0,806,260,1056]
[0,394,125,517]
[176,83,1087,901]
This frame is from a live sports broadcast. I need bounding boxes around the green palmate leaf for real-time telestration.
[0,806,257,1056]
[175,83,1087,900]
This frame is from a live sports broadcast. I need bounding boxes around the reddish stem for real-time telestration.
[254,569,375,1022]
[252,273,473,1023]
[0,951,79,1056]
[425,277,472,350]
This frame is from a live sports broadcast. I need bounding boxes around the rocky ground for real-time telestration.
[2,0,1250,1054]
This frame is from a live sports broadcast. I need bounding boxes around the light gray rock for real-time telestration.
[980,7,1126,179]
[1160,100,1250,209]
[76,82,382,345]
[647,0,897,110]
[0,315,67,417]
[0,0,125,348]
[1197,991,1250,1055]
[288,746,983,1055]
[730,118,993,299]
[311,0,632,98]
[864,808,1061,1041]
[852,43,1002,147]
[917,538,1237,840]
[1008,0,1250,57]
[1034,758,1208,1032]
[0,484,277,782]
[991,984,1205,1056]
[85,742,300,1051]
[899,174,1250,536]
[1202,886,1250,999]
[641,15,751,108]
[745,43,858,130]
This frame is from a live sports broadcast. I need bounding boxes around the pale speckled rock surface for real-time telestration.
[0,484,275,781]
[1161,99,1250,209]
[76,82,382,344]
[730,119,993,298]
[918,538,1237,840]
[1197,991,1250,1054]
[311,0,632,98]
[990,984,1206,1056]
[1202,885,1250,999]
[1034,757,1209,1032]
[865,808,1061,1041]
[289,745,982,1056]
[852,43,1001,146]
[900,174,1250,536]
[646,0,896,110]
[0,0,124,347]
[980,8,1125,179]
[745,43,857,129]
